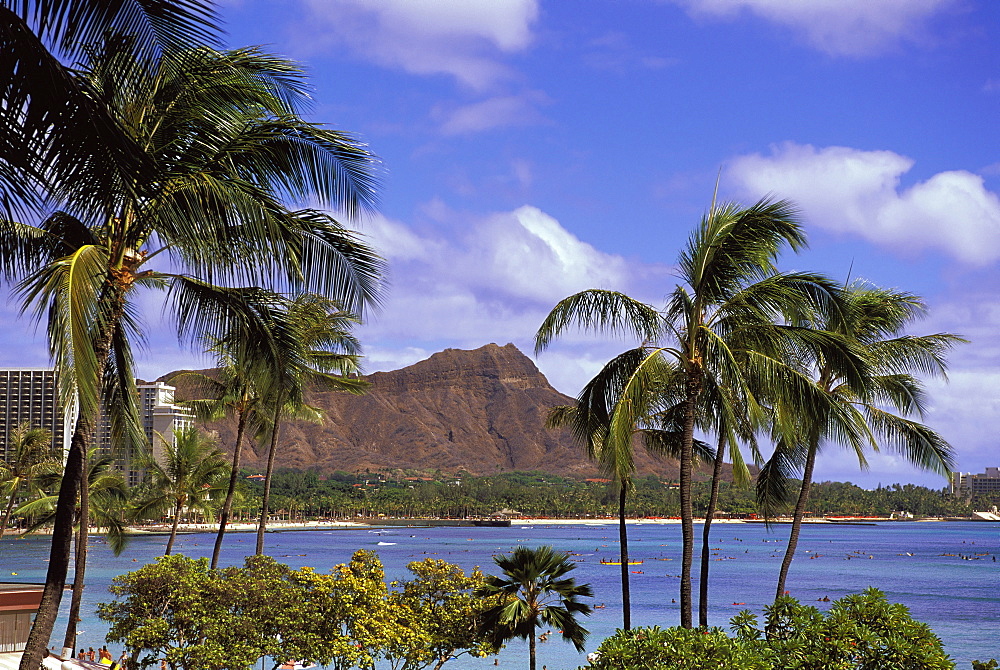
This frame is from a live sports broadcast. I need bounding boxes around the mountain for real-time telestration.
[163,342,732,480]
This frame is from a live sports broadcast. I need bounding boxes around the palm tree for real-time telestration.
[1,35,384,666]
[546,347,709,630]
[0,1,220,229]
[759,282,961,600]
[253,294,368,555]
[475,545,592,670]
[16,451,128,651]
[131,427,230,555]
[0,423,61,540]
[536,196,859,627]
[184,331,270,569]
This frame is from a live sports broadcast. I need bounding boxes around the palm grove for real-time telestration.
[1,2,384,669]
[0,1,961,669]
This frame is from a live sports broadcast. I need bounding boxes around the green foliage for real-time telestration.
[231,468,983,520]
[129,428,229,533]
[386,559,498,670]
[0,422,61,537]
[98,551,497,670]
[971,661,998,670]
[583,589,954,670]
[477,545,592,670]
[585,626,769,670]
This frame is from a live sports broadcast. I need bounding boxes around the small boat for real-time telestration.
[600,558,644,565]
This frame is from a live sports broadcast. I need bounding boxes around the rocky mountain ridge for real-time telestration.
[163,342,732,480]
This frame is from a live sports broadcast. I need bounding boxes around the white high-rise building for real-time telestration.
[0,368,74,461]
[93,381,195,485]
[0,369,193,485]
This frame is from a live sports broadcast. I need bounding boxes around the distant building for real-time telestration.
[0,582,45,654]
[0,368,74,461]
[0,369,193,486]
[951,467,1000,496]
[93,381,194,485]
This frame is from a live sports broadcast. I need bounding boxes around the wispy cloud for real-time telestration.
[669,0,958,56]
[298,0,539,90]
[583,31,679,74]
[434,90,551,135]
[726,142,1000,265]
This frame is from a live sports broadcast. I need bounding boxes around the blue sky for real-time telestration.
[6,0,999,488]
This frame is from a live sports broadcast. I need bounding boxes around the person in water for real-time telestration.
[99,646,113,664]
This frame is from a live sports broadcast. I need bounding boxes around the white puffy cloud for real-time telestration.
[355,205,669,390]
[670,0,957,56]
[726,142,1000,265]
[299,0,539,89]
[469,206,630,302]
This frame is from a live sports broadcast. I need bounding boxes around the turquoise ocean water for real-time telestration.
[0,521,995,668]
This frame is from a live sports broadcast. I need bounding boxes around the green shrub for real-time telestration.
[581,589,954,670]
[582,626,768,670]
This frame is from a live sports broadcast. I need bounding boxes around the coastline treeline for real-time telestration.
[220,469,990,521]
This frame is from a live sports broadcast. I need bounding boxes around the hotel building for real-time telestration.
[951,467,1000,496]
[0,369,74,462]
[0,369,193,485]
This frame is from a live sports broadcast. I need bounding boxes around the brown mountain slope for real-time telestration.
[163,342,734,480]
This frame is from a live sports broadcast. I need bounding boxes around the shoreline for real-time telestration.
[130,515,983,533]
[9,515,991,538]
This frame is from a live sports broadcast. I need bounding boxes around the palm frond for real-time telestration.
[534,290,663,354]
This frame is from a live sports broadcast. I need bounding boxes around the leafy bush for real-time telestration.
[582,626,768,670]
[582,589,954,670]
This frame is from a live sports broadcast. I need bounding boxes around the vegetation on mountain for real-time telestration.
[228,468,988,520]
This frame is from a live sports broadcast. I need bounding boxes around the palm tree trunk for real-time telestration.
[618,481,631,631]
[18,415,91,670]
[63,455,89,651]
[678,380,699,629]
[775,440,818,601]
[698,434,727,627]
[528,624,536,670]
[21,288,122,670]
[256,396,283,555]
[165,500,182,555]
[0,487,18,540]
[212,408,248,569]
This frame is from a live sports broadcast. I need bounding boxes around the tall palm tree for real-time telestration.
[131,427,229,555]
[253,294,368,555]
[475,545,592,670]
[1,35,384,666]
[185,331,270,569]
[536,196,859,627]
[16,450,128,651]
[759,282,960,600]
[546,347,709,630]
[0,423,61,540]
